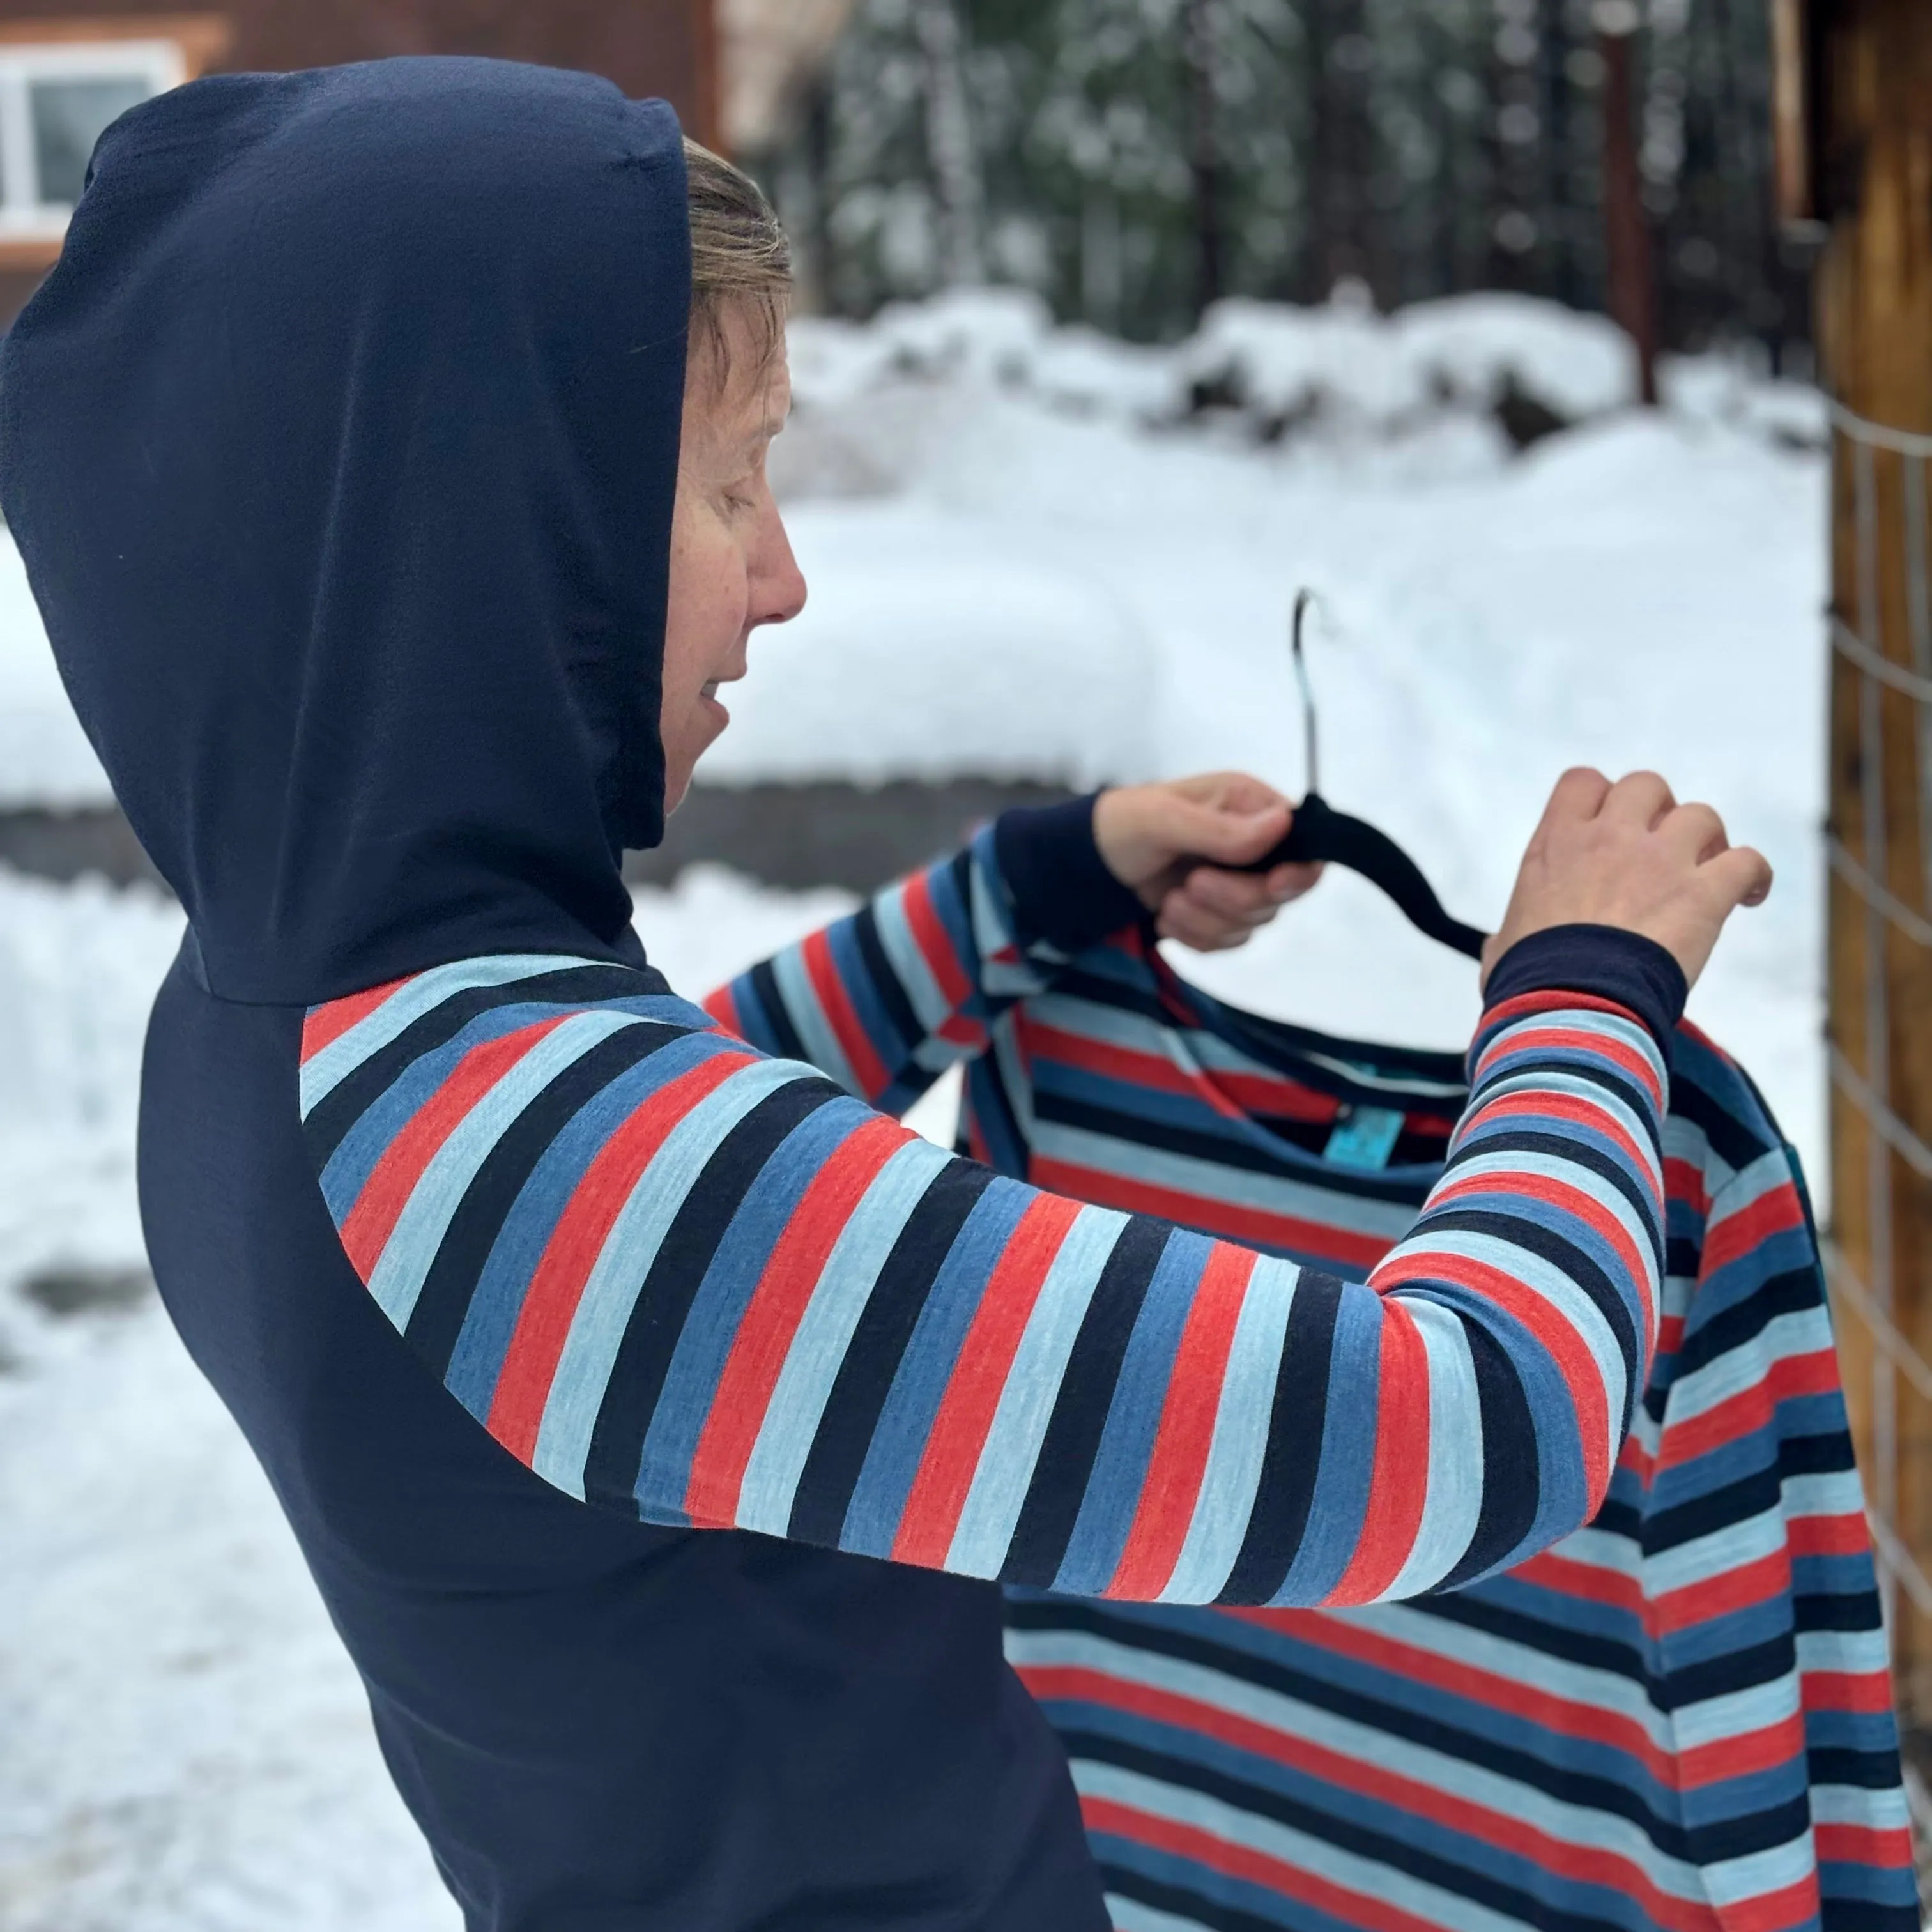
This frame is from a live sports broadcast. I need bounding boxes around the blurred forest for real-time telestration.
[755,0,1811,370]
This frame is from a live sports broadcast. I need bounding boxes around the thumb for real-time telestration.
[1172,797,1290,870]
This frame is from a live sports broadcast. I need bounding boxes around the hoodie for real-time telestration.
[1,56,1681,1931]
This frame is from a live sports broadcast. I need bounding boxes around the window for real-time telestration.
[0,42,183,238]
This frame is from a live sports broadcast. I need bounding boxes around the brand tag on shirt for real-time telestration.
[1322,1105,1406,1171]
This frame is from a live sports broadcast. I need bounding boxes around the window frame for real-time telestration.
[0,38,185,238]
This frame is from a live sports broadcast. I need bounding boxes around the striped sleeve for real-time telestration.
[302,956,1665,1606]
[703,824,1077,1119]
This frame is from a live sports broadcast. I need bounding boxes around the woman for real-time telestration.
[2,59,1770,1932]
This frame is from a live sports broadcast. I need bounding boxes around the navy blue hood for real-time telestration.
[0,57,688,1004]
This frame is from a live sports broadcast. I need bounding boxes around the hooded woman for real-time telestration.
[0,57,1770,1932]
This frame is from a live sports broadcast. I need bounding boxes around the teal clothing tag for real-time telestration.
[1322,1105,1406,1172]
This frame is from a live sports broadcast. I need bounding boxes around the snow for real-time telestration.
[0,291,1830,1926]
[0,539,109,808]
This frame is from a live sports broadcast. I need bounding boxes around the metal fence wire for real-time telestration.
[1824,399,1932,1846]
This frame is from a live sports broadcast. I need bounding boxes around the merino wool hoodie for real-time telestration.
[3,56,1687,1932]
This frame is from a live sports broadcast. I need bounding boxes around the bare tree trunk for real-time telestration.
[914,0,984,286]
[1184,0,1227,319]
[1599,13,1659,404]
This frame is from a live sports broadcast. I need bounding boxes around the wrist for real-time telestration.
[1482,923,1687,1052]
[993,792,1150,954]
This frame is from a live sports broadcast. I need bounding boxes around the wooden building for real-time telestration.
[0,0,719,322]
[1780,0,1932,1775]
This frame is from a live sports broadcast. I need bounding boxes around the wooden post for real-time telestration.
[1598,13,1659,405]
[1817,0,1932,1723]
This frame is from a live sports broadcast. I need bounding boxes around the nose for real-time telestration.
[755,502,808,630]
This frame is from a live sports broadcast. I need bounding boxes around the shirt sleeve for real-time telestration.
[703,799,1147,1119]
[303,939,1669,1607]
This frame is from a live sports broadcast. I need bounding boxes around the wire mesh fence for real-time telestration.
[1824,399,1932,1854]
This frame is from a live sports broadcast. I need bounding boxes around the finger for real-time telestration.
[1543,766,1613,829]
[1266,862,1324,903]
[1168,770,1291,816]
[1702,844,1775,910]
[1602,769,1676,830]
[1182,867,1285,922]
[1661,801,1728,865]
[1171,797,1291,870]
[1157,896,1252,952]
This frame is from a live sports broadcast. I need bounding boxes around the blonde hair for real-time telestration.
[684,137,792,381]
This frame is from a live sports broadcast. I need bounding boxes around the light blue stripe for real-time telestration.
[633,1094,873,1513]
[873,879,953,1031]
[1162,1254,1299,1603]
[1052,1229,1208,1597]
[1380,1297,1484,1598]
[443,1029,724,1417]
[1269,1278,1381,1604]
[839,1177,1034,1556]
[735,1134,953,1535]
[770,945,861,1096]
[531,1056,814,1497]
[946,1205,1130,1578]
[366,1010,643,1327]
[301,954,602,1115]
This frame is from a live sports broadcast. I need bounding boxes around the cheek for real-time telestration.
[664,518,747,695]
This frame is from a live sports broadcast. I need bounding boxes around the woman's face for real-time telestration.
[660,305,806,813]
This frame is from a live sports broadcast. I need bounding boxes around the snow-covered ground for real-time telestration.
[0,291,1830,1928]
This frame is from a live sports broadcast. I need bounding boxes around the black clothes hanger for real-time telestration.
[1213,591,1491,962]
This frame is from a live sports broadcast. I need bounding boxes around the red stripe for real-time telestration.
[1031,1154,1394,1271]
[684,1113,909,1519]
[485,1050,751,1460]
[701,984,744,1039]
[801,928,893,1099]
[1703,1182,1803,1275]
[1373,1246,1613,1506]
[901,870,972,1010]
[1657,1348,1841,1472]
[1031,1667,1739,1932]
[1423,1151,1657,1339]
[892,1192,1082,1570]
[1328,1297,1430,1604]
[1802,1667,1899,1715]
[1476,1001,1664,1109]
[1027,1020,1344,1125]
[302,974,411,1063]
[1106,1242,1256,1599]
[1815,1821,1916,1869]
[339,1018,567,1277]
[1078,1795,1490,1932]
[1465,1083,1655,1197]
[1664,1156,1712,1220]
[1229,1606,1804,1791]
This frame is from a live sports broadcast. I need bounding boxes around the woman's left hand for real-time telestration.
[1092,773,1324,953]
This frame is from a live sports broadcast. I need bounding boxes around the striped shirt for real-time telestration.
[711,838,1916,1932]
[303,827,1664,1605]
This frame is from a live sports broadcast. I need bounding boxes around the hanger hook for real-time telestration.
[1292,588,1322,798]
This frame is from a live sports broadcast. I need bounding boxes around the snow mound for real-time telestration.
[791,284,1643,441]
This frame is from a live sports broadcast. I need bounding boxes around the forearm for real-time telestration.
[704,795,1146,1117]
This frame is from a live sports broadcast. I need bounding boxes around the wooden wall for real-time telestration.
[0,0,717,319]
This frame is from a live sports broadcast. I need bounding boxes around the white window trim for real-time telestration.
[0,39,185,240]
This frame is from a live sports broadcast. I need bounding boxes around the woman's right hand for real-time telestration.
[1481,768,1773,993]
